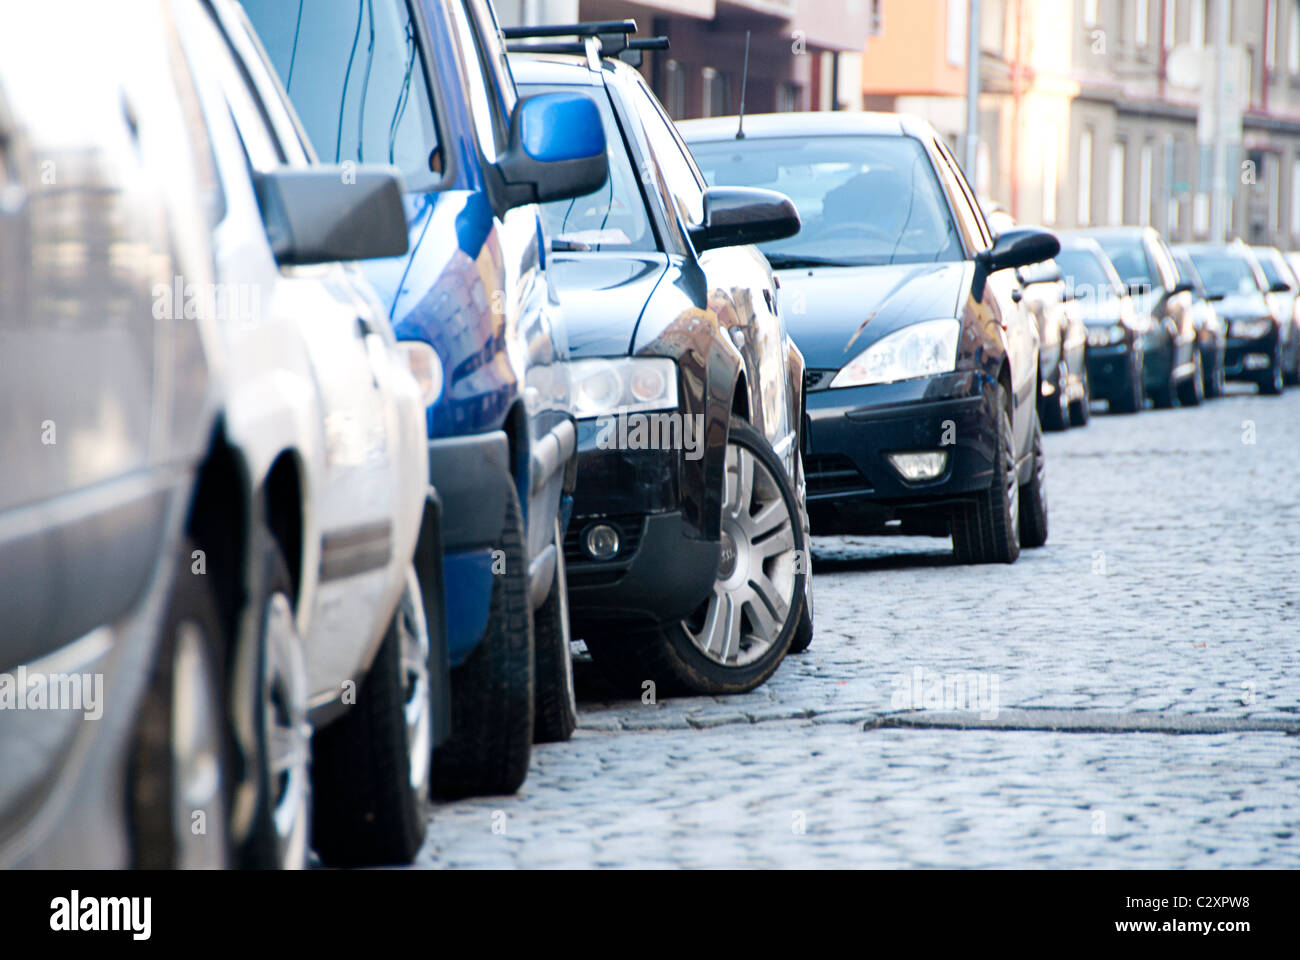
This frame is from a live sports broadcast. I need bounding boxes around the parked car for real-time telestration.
[1170,247,1228,398]
[1018,256,1090,429]
[507,24,813,694]
[241,0,608,797]
[1181,242,1288,395]
[1067,226,1201,408]
[0,0,228,869]
[684,112,1057,565]
[1249,245,1300,386]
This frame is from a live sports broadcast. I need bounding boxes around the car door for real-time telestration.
[629,75,795,470]
[192,8,397,696]
[1150,235,1195,370]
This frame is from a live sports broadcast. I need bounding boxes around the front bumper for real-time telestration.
[1084,343,1138,400]
[1224,329,1279,379]
[801,370,996,533]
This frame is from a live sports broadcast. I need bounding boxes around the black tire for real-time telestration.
[951,383,1020,565]
[1149,348,1177,409]
[586,416,808,696]
[789,586,814,654]
[533,519,577,743]
[1259,341,1285,395]
[129,538,233,868]
[236,530,311,869]
[1286,336,1300,386]
[788,450,814,655]
[1040,363,1070,432]
[1110,351,1144,414]
[1068,363,1091,427]
[1019,412,1049,549]
[431,484,534,799]
[311,576,431,867]
[1203,348,1225,399]
[1177,349,1204,407]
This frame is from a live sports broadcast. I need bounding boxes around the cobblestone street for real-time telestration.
[415,386,1300,868]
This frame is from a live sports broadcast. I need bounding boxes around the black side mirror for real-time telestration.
[254,165,409,265]
[690,186,801,252]
[492,92,608,213]
[1269,280,1293,294]
[1205,291,1227,302]
[978,227,1060,274]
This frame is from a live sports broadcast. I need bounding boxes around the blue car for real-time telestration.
[243,0,607,797]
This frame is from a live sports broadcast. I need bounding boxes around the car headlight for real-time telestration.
[571,357,678,419]
[397,340,444,407]
[828,319,960,389]
[1086,323,1126,347]
[1231,318,1272,339]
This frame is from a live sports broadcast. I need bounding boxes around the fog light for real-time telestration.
[888,451,948,482]
[1244,353,1271,370]
[583,524,620,560]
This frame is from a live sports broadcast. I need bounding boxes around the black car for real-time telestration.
[1056,237,1147,413]
[1170,247,1228,398]
[1068,226,1201,408]
[508,25,813,695]
[1181,242,1288,395]
[1018,255,1090,430]
[682,112,1058,565]
[1249,245,1300,385]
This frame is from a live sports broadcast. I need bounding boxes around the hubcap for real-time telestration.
[170,622,228,868]
[262,593,310,869]
[397,567,432,793]
[683,443,799,667]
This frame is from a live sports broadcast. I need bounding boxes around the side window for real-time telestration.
[1149,238,1176,292]
[164,17,227,225]
[635,82,704,229]
[464,0,518,123]
[933,138,991,250]
[241,0,443,191]
[448,0,505,162]
[203,16,282,172]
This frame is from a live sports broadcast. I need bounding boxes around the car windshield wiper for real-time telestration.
[764,254,863,269]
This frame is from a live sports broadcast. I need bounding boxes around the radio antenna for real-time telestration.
[736,30,750,140]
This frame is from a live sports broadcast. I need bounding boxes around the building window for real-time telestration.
[777,83,801,112]
[947,0,967,65]
[1267,0,1278,70]
[1191,0,1206,49]
[1109,141,1127,225]
[1084,0,1099,27]
[1043,124,1059,224]
[1270,155,1281,231]
[1139,143,1153,226]
[869,0,884,35]
[1137,0,1150,46]
[665,59,686,120]
[1290,0,1300,73]
[1165,0,1178,48]
[1078,127,1093,226]
[1194,192,1210,233]
[701,67,732,119]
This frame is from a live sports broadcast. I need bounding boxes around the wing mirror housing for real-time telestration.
[492,92,608,213]
[689,186,801,252]
[254,165,409,265]
[978,227,1060,274]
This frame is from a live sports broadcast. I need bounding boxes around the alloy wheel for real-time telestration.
[169,621,230,868]
[396,569,433,794]
[261,593,311,869]
[1003,410,1020,551]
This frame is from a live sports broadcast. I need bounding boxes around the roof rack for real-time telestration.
[504,19,669,67]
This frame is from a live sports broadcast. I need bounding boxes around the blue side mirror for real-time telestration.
[493,92,608,212]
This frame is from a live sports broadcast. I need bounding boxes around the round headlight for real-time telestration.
[578,365,621,411]
[628,365,667,403]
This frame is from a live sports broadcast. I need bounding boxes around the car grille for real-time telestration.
[804,453,872,497]
[563,515,645,567]
[804,369,837,393]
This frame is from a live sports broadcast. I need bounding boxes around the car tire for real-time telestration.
[310,569,432,867]
[586,417,807,696]
[1019,412,1049,549]
[1177,349,1204,407]
[951,383,1020,565]
[431,484,534,799]
[1149,348,1177,409]
[236,530,311,869]
[1260,341,1285,395]
[1203,348,1225,399]
[1068,364,1091,427]
[533,519,577,744]
[1111,351,1144,414]
[1040,363,1070,432]
[1285,336,1300,386]
[129,537,233,868]
[788,451,814,654]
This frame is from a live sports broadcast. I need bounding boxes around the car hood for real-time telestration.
[772,261,967,369]
[548,254,668,358]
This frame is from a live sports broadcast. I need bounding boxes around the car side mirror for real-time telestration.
[1269,280,1293,293]
[493,92,608,213]
[254,165,409,265]
[977,227,1060,274]
[689,186,801,252]
[1170,280,1194,296]
[1205,291,1226,302]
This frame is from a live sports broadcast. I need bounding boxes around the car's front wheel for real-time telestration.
[1177,349,1204,407]
[951,384,1020,565]
[1068,364,1091,427]
[587,417,807,696]
[1019,411,1049,549]
[1260,340,1285,395]
[533,518,577,743]
[1040,362,1070,432]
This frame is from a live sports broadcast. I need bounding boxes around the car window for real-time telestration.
[1254,250,1291,289]
[1056,248,1122,299]
[634,82,704,229]
[1093,235,1155,291]
[524,83,655,253]
[932,137,992,250]
[241,0,442,191]
[462,0,517,126]
[201,13,282,172]
[1150,238,1178,291]
[1187,252,1264,297]
[447,0,506,161]
[691,134,962,267]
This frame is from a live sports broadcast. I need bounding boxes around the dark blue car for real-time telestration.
[242,0,607,797]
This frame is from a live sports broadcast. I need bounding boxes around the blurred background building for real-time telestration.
[498,0,1300,248]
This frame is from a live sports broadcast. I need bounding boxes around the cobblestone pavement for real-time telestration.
[414,385,1300,868]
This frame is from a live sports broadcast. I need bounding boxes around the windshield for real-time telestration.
[242,0,442,192]
[1094,236,1154,290]
[524,83,655,252]
[690,135,962,267]
[1187,253,1261,298]
[1056,248,1121,298]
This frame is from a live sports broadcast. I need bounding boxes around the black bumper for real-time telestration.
[1224,331,1279,379]
[426,430,511,552]
[1085,343,1138,401]
[801,370,996,532]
